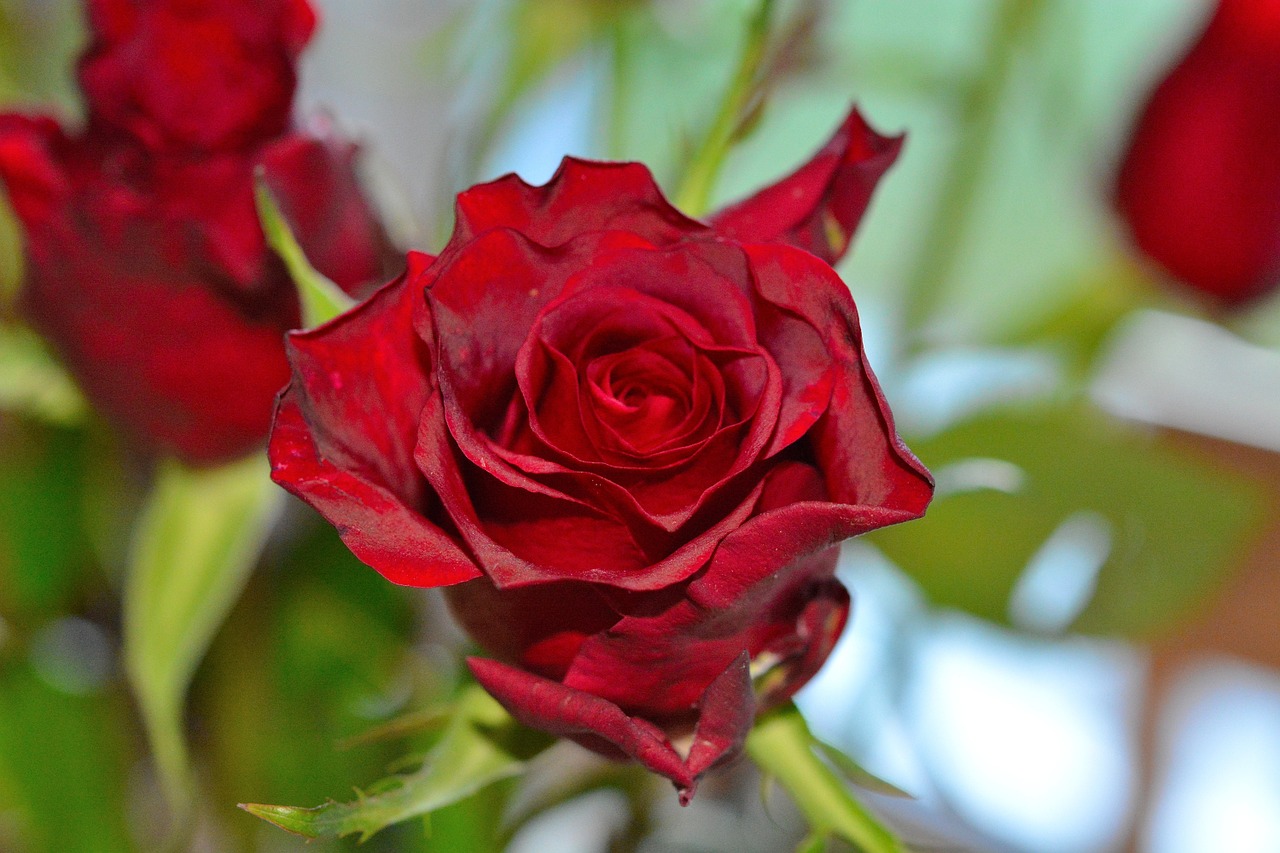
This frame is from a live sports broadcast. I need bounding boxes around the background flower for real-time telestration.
[1114,0,1280,307]
[0,0,394,464]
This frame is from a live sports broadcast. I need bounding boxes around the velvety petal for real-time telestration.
[270,254,481,586]
[449,157,707,252]
[469,653,753,803]
[709,107,902,265]
[444,577,621,679]
[469,657,695,791]
[270,393,479,587]
[745,244,933,513]
[1114,0,1280,306]
[426,228,652,429]
[560,463,828,711]
[258,127,397,295]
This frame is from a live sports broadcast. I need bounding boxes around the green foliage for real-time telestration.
[254,179,356,328]
[0,665,134,853]
[0,420,93,619]
[874,406,1267,638]
[242,682,554,842]
[0,324,86,425]
[747,702,907,853]
[123,455,282,824]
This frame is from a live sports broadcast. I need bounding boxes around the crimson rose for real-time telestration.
[1114,0,1280,306]
[270,108,933,800]
[0,0,393,464]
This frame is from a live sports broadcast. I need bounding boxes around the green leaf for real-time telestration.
[747,702,907,853]
[796,832,831,853]
[0,323,86,425]
[873,406,1267,637]
[242,683,554,842]
[123,454,282,824]
[813,741,912,800]
[253,177,355,328]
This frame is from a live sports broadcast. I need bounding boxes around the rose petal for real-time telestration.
[450,157,706,251]
[468,656,693,790]
[270,255,481,586]
[745,244,933,512]
[468,652,754,803]
[444,577,621,679]
[258,130,396,295]
[709,106,902,264]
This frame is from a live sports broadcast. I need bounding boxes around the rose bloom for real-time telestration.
[270,108,933,801]
[1114,0,1280,307]
[0,0,393,464]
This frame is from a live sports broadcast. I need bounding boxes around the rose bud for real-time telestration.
[0,0,394,465]
[1114,0,1280,307]
[269,107,933,802]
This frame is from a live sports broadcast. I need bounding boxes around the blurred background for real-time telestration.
[0,0,1278,851]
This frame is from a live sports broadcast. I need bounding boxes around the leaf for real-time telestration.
[123,454,282,823]
[242,683,555,842]
[0,323,86,424]
[253,176,355,328]
[814,741,913,800]
[796,832,831,853]
[747,702,907,853]
[872,406,1267,638]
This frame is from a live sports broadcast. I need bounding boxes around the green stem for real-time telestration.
[606,17,632,160]
[746,703,905,853]
[673,0,776,216]
[899,0,1044,346]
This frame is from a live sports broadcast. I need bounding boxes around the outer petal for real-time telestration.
[745,244,933,513]
[709,107,902,264]
[563,462,851,718]
[269,255,480,586]
[448,157,708,253]
[468,652,754,804]
[258,128,397,294]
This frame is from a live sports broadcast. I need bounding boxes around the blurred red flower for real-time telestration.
[268,108,933,800]
[1115,0,1280,307]
[0,0,394,464]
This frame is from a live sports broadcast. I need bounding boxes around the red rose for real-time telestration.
[0,0,393,465]
[78,0,316,152]
[269,108,932,800]
[1114,0,1280,306]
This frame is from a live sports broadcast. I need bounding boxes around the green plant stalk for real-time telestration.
[899,0,1045,344]
[673,0,776,217]
[746,703,906,853]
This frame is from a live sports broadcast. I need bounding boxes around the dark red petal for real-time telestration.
[270,256,481,586]
[709,106,902,264]
[467,657,694,792]
[745,244,933,512]
[682,651,754,802]
[444,577,621,680]
[257,130,396,295]
[450,158,707,251]
[469,655,751,802]
[270,393,479,586]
